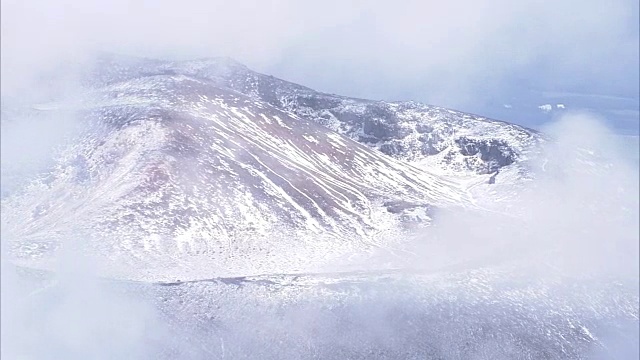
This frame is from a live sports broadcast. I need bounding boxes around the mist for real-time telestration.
[328,112,638,281]
[1,0,638,358]
[2,0,638,111]
[1,259,165,359]
[2,101,638,358]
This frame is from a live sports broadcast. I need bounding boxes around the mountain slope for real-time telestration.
[2,71,473,281]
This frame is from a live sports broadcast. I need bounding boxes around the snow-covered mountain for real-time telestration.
[1,55,550,280]
[87,54,544,176]
[3,55,501,280]
[2,54,638,359]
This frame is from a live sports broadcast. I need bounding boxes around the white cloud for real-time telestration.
[539,104,553,112]
[395,113,639,279]
[1,0,637,108]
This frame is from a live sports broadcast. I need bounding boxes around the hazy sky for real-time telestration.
[2,2,639,357]
[2,0,639,117]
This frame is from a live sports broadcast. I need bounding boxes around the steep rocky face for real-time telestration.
[453,137,516,173]
[85,54,543,175]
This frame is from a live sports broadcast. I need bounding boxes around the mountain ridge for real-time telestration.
[85,54,544,176]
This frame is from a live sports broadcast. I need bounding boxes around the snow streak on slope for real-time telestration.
[2,73,472,281]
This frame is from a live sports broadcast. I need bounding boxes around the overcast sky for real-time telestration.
[2,0,638,122]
